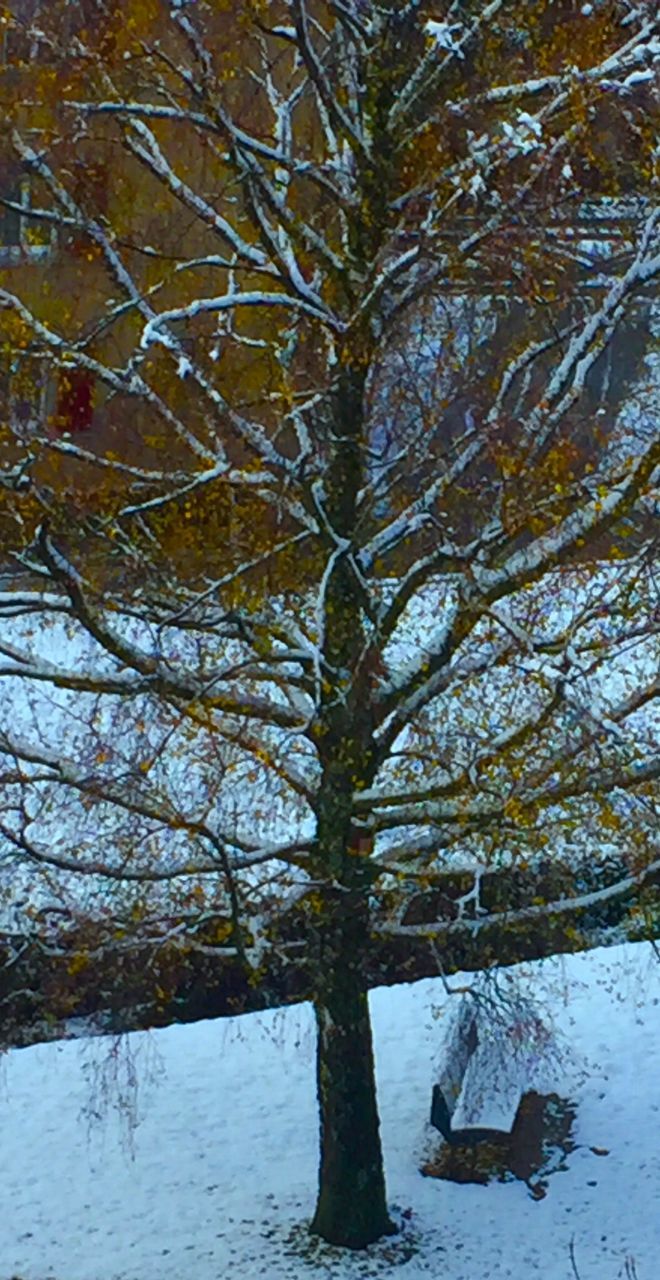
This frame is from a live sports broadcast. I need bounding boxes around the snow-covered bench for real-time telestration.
[430,996,527,1146]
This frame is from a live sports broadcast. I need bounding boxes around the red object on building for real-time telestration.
[55,369,94,433]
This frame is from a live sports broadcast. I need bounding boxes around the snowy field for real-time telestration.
[1,941,659,1280]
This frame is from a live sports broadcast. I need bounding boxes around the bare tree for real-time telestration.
[0,0,659,1249]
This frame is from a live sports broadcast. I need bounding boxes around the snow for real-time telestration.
[424,21,465,57]
[621,68,656,90]
[1,941,659,1280]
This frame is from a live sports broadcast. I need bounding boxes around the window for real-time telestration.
[0,175,56,262]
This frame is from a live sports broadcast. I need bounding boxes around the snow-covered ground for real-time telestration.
[1,941,658,1280]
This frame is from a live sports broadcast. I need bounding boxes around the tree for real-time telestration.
[0,0,659,1250]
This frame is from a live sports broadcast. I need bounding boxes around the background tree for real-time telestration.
[0,0,659,1251]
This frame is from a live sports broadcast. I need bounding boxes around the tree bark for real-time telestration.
[310,889,394,1248]
[304,328,394,1244]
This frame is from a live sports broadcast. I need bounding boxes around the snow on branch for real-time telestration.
[0,537,308,732]
[447,15,660,114]
[391,0,504,130]
[375,856,660,941]
[291,0,370,161]
[123,120,270,270]
[520,207,660,447]
[472,439,660,608]
[140,290,342,355]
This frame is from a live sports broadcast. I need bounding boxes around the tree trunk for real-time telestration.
[307,339,390,1246]
[310,891,394,1248]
